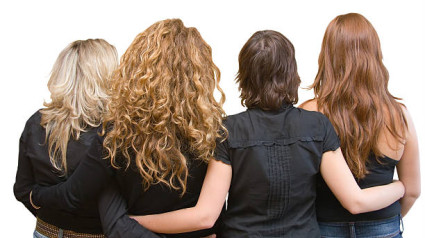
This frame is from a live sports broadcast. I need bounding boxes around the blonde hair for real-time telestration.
[311,13,407,178]
[103,19,227,194]
[41,39,118,175]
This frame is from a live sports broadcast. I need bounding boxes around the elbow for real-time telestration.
[341,197,366,215]
[198,211,218,230]
[13,183,25,202]
[344,203,363,215]
[198,216,216,230]
[12,188,21,201]
[405,188,421,200]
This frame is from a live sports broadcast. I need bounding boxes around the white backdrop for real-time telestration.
[1,0,423,237]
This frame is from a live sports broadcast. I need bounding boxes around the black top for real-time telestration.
[214,104,340,237]
[14,110,103,233]
[316,154,401,222]
[31,120,219,237]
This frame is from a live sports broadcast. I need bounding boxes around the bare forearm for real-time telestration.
[397,107,421,217]
[349,181,405,214]
[132,207,210,234]
[400,194,420,217]
[322,149,405,215]
[131,160,231,234]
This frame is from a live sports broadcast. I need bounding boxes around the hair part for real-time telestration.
[40,39,118,175]
[103,19,227,194]
[310,13,407,178]
[236,30,300,110]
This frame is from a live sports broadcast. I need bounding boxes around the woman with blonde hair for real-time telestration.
[301,13,420,237]
[30,19,226,237]
[14,39,118,237]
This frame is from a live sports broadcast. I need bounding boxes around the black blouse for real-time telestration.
[31,120,218,237]
[14,110,103,234]
[316,154,401,222]
[214,104,340,237]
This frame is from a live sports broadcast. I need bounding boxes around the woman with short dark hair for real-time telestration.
[130,30,405,237]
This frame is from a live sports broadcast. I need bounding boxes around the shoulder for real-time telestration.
[224,107,330,138]
[23,109,43,133]
[288,107,331,132]
[20,109,44,142]
[223,110,250,128]
[298,99,318,112]
[26,109,43,125]
[399,103,411,122]
[399,104,416,140]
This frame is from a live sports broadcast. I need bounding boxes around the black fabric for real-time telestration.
[214,104,340,237]
[316,154,401,222]
[98,181,164,238]
[30,114,219,237]
[14,110,103,234]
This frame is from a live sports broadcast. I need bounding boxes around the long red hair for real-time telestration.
[311,13,407,178]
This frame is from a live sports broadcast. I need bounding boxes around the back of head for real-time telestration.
[41,39,118,174]
[237,30,300,111]
[104,19,226,194]
[311,13,407,178]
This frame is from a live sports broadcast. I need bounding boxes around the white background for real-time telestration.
[1,0,423,237]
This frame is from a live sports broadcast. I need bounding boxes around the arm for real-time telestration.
[98,181,163,238]
[131,159,231,233]
[321,148,405,214]
[397,107,420,217]
[31,134,114,212]
[13,128,37,216]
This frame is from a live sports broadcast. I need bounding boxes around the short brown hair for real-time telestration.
[236,30,300,110]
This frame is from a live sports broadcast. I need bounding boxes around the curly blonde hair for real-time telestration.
[41,39,118,175]
[103,19,227,194]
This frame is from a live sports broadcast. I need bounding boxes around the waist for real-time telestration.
[318,215,402,238]
[36,218,104,237]
[317,198,400,222]
[37,207,102,233]
[316,174,400,222]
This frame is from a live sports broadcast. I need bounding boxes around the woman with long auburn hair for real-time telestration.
[14,39,118,238]
[129,30,405,237]
[29,19,226,237]
[301,13,420,237]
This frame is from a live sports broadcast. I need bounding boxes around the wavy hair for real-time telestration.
[103,19,227,194]
[40,39,118,175]
[310,13,407,178]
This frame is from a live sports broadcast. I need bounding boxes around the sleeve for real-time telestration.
[214,137,231,165]
[321,115,341,152]
[32,134,115,212]
[98,181,164,238]
[13,124,37,216]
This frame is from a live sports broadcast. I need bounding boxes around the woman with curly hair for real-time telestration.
[30,19,226,237]
[300,13,420,237]
[14,39,118,238]
[129,30,405,237]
